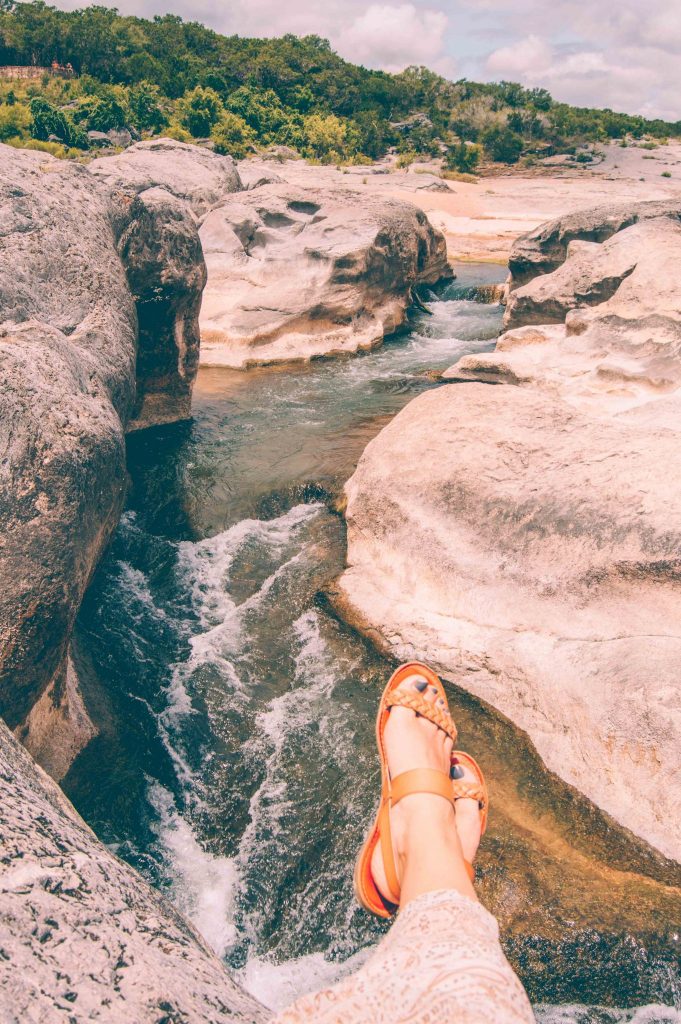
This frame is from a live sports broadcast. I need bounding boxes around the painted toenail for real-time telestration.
[450,764,465,779]
[414,680,428,692]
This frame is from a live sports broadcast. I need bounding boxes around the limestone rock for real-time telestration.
[0,142,205,775]
[339,383,681,860]
[0,147,135,755]
[339,199,681,861]
[116,186,206,430]
[0,715,268,1023]
[90,137,243,219]
[508,197,681,288]
[505,213,681,333]
[198,183,452,367]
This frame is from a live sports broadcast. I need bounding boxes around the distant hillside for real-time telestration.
[0,1,679,167]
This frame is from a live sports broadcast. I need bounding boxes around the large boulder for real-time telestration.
[0,715,268,1023]
[338,199,681,861]
[198,184,452,367]
[508,197,681,288]
[89,138,243,219]
[0,143,204,775]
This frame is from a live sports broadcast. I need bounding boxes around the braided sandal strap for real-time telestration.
[452,780,486,808]
[386,690,458,743]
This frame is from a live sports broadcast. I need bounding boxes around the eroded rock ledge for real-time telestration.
[198,182,452,367]
[338,198,681,862]
[0,716,267,1022]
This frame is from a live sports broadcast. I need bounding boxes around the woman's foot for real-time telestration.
[370,675,483,906]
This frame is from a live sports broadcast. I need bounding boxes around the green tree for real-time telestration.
[128,81,167,133]
[225,86,288,141]
[29,96,87,148]
[302,111,357,161]
[181,85,223,137]
[527,87,552,111]
[481,124,523,163]
[0,100,29,140]
[445,141,481,173]
[211,111,255,158]
[86,93,127,131]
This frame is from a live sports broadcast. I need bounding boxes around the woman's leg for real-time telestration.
[273,675,535,1024]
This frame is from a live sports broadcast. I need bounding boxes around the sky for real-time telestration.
[53,0,681,121]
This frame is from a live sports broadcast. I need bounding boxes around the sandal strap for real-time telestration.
[386,691,458,743]
[390,768,455,807]
[452,780,486,808]
[378,800,401,904]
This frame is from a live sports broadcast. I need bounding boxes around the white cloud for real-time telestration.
[485,35,551,76]
[50,0,681,120]
[481,5,681,119]
[336,4,451,73]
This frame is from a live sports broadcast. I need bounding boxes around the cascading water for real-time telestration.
[67,265,681,1022]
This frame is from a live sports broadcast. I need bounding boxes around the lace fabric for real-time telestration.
[273,889,535,1023]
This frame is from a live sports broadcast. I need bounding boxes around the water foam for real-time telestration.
[240,947,370,1012]
[147,780,239,959]
[535,1005,681,1024]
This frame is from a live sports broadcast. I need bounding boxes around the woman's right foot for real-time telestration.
[370,675,483,904]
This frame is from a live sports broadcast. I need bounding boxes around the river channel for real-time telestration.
[67,266,681,1022]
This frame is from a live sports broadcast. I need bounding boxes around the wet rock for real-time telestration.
[0,715,268,1023]
[339,199,681,861]
[0,147,136,767]
[199,183,453,367]
[116,186,206,430]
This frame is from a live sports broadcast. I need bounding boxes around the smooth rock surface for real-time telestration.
[0,715,268,1023]
[198,183,452,367]
[339,199,681,861]
[507,197,681,288]
[90,138,243,218]
[0,142,205,774]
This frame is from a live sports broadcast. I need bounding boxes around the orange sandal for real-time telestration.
[354,661,466,919]
[451,749,489,854]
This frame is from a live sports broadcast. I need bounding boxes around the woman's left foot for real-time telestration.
[369,674,482,904]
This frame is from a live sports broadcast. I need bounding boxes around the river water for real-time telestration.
[67,266,681,1022]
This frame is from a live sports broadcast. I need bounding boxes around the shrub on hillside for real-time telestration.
[29,97,87,149]
[0,101,30,140]
[445,141,481,173]
[211,112,256,158]
[128,82,167,133]
[181,86,223,138]
[481,124,523,163]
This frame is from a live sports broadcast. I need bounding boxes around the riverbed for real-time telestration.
[66,266,681,1022]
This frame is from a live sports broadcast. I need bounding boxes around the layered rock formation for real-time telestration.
[198,183,452,367]
[338,199,681,861]
[0,142,205,776]
[0,715,267,1022]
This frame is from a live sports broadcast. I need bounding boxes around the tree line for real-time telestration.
[0,1,678,165]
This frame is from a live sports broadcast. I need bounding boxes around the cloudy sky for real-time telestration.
[54,0,681,120]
